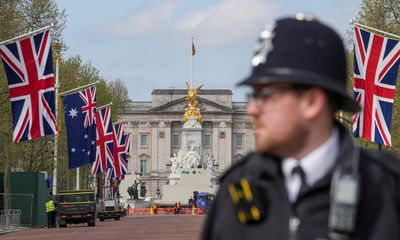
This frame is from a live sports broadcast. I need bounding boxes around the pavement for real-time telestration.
[0,226,28,235]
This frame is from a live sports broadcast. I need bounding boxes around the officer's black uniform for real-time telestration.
[202,15,400,240]
[202,123,400,240]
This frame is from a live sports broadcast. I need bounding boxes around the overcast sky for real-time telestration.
[55,0,362,102]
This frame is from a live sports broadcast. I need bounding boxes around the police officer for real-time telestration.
[202,14,400,240]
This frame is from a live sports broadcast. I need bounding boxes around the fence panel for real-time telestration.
[0,193,33,226]
[0,209,21,230]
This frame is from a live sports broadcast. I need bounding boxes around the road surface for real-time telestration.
[1,215,207,240]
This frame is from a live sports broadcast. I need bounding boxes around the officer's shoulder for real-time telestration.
[219,152,263,182]
[363,149,400,177]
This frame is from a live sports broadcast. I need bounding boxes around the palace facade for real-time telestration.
[119,88,255,198]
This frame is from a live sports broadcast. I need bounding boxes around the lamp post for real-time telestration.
[155,178,161,199]
[166,160,172,170]
[213,162,219,170]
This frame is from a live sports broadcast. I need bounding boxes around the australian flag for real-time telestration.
[62,86,97,169]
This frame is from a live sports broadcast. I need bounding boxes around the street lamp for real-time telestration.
[213,162,219,170]
[155,178,161,198]
[166,161,172,169]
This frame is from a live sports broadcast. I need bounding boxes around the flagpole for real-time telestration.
[76,168,80,190]
[97,102,113,111]
[354,22,400,40]
[113,120,124,125]
[191,37,194,87]
[52,41,61,195]
[0,25,52,46]
[59,81,99,96]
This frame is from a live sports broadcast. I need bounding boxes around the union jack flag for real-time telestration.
[120,133,129,176]
[106,122,124,180]
[106,169,125,181]
[80,86,96,128]
[124,132,131,159]
[0,28,57,142]
[106,130,129,181]
[91,105,114,175]
[353,26,400,146]
[106,167,126,181]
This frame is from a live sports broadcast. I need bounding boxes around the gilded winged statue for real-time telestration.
[183,82,203,123]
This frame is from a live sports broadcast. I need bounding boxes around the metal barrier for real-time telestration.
[0,209,21,230]
[127,207,206,216]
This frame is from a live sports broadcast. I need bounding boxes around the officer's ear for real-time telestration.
[299,87,327,120]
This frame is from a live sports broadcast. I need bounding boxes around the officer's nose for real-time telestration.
[247,98,261,117]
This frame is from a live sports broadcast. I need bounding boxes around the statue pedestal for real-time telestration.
[159,116,218,204]
[161,169,218,204]
[168,174,181,185]
[181,117,203,155]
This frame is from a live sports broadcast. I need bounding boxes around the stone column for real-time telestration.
[212,121,220,167]
[150,121,159,176]
[225,121,233,168]
[217,121,232,171]
[159,121,171,172]
[245,121,254,154]
[129,121,139,174]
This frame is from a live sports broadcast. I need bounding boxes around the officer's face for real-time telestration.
[247,84,309,157]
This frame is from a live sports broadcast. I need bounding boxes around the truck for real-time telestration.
[97,186,122,221]
[57,189,96,227]
[194,192,215,213]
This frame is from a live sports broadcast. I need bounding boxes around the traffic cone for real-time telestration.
[191,207,196,216]
[150,205,154,215]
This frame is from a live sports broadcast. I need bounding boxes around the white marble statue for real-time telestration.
[185,146,200,168]
[206,153,215,171]
[177,149,184,169]
[170,153,179,175]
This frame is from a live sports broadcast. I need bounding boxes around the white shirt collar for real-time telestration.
[282,127,339,202]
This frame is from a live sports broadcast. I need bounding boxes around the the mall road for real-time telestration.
[1,215,207,240]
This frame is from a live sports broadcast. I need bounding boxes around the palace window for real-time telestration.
[172,133,180,147]
[235,134,243,147]
[140,159,148,175]
[140,134,148,147]
[204,133,212,147]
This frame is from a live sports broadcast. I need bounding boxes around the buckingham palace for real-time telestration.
[119,87,255,198]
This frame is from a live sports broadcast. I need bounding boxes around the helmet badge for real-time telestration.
[251,23,276,67]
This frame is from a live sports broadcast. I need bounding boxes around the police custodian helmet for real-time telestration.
[239,13,360,112]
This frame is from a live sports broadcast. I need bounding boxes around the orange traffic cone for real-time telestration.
[191,207,197,216]
[150,205,154,215]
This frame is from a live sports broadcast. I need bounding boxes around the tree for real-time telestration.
[0,1,130,201]
[0,0,66,210]
[357,0,400,34]
[109,78,130,114]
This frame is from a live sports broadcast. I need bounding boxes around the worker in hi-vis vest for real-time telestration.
[45,196,56,228]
